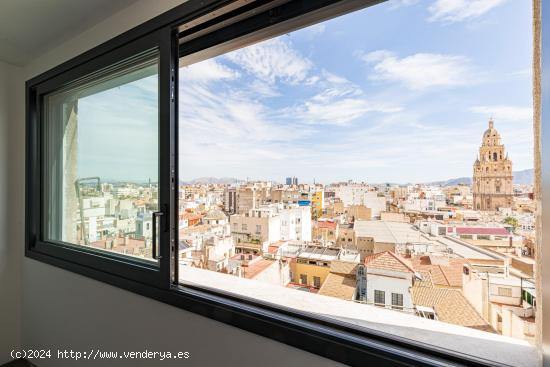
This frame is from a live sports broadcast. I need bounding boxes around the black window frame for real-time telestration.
[26,27,177,289]
[391,292,404,309]
[375,289,386,305]
[24,1,533,366]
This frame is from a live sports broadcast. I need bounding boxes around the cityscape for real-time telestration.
[55,0,535,356]
[71,119,536,343]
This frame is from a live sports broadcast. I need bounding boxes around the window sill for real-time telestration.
[179,266,537,367]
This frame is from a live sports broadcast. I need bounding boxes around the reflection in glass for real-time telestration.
[43,51,159,261]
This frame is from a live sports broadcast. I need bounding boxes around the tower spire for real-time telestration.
[488,117,494,129]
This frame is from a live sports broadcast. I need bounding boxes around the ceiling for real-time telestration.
[0,0,139,65]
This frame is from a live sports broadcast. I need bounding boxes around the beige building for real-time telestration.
[230,208,281,252]
[462,262,535,343]
[353,220,423,260]
[236,185,271,214]
[270,188,299,204]
[345,205,371,222]
[473,119,513,211]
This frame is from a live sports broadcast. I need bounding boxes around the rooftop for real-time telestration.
[318,273,356,300]
[410,256,466,288]
[298,246,340,261]
[242,258,276,279]
[354,220,423,244]
[315,221,337,230]
[411,275,494,333]
[455,227,510,236]
[364,251,415,274]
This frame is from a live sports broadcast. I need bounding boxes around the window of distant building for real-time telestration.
[391,293,403,310]
[374,290,385,305]
[498,287,513,297]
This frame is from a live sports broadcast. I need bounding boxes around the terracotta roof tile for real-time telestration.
[412,285,494,333]
[329,260,359,275]
[318,273,356,300]
[364,251,415,273]
[411,257,466,288]
[316,221,337,230]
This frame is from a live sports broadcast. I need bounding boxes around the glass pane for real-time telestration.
[43,50,159,262]
[178,1,536,366]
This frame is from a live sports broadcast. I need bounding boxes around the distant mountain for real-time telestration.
[428,168,533,187]
[513,168,534,185]
[181,177,242,185]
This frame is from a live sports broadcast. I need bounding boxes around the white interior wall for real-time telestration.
[0,59,23,365]
[6,0,341,365]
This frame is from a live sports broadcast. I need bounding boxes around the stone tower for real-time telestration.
[473,119,513,211]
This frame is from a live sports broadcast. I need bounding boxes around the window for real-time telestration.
[374,290,385,305]
[498,287,513,297]
[391,293,403,309]
[42,51,159,261]
[27,29,173,287]
[417,306,438,321]
[26,1,540,366]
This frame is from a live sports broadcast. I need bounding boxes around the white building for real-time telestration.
[135,212,152,239]
[230,203,311,251]
[362,192,386,218]
[279,205,311,242]
[359,251,417,312]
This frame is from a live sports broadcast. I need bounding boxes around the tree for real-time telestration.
[503,216,519,230]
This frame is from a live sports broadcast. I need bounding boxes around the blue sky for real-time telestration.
[78,65,158,182]
[80,0,533,184]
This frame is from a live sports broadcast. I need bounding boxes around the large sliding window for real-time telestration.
[175,2,536,366]
[25,1,543,366]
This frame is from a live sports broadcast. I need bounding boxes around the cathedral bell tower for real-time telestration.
[472,119,513,211]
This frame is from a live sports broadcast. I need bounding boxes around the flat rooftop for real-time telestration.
[298,246,340,261]
[354,220,424,244]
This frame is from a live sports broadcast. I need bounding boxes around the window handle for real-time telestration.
[152,211,165,260]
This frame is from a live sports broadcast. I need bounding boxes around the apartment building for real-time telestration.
[311,191,324,219]
[291,246,359,288]
[463,264,536,343]
[353,220,423,259]
[359,251,417,311]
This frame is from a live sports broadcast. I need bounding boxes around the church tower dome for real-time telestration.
[472,118,513,211]
[482,118,501,146]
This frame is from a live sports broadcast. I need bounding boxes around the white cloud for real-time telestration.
[284,70,401,125]
[359,50,475,90]
[428,0,506,23]
[303,23,326,38]
[388,0,420,10]
[470,105,533,122]
[180,59,239,83]
[293,97,401,126]
[509,68,532,78]
[224,38,312,84]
